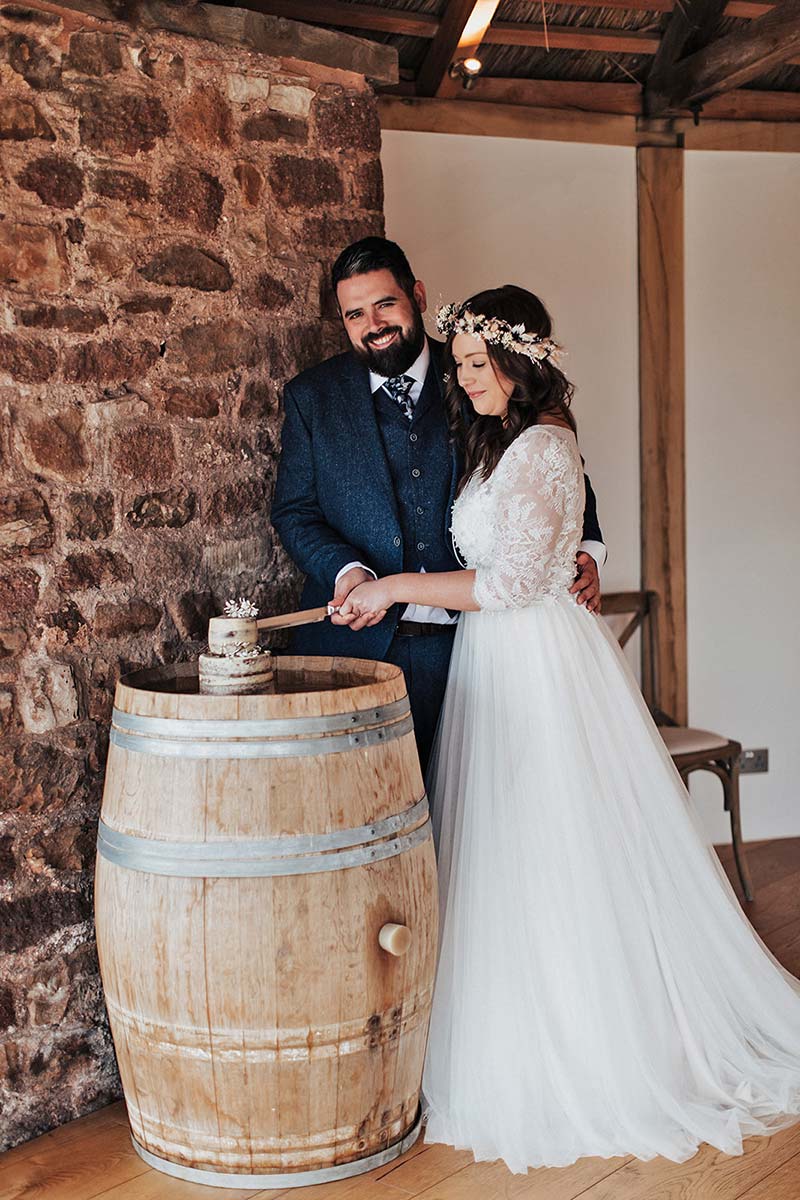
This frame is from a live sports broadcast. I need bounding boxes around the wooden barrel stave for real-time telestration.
[95,657,437,1179]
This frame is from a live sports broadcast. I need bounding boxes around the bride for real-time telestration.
[337,284,800,1172]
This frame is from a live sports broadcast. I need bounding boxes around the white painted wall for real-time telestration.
[381,129,800,841]
[381,130,641,595]
[684,151,800,842]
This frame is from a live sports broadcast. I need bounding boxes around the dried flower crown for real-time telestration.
[435,302,563,367]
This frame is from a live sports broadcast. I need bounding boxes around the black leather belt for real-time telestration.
[395,620,455,638]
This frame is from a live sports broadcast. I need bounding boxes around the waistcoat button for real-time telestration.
[393,536,401,547]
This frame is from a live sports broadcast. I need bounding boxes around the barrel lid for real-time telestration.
[114,655,408,720]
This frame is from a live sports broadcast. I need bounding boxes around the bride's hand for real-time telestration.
[338,578,395,629]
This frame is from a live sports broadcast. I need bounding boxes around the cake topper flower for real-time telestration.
[435,303,563,367]
[223,597,259,619]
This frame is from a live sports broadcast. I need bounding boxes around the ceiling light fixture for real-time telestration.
[449,57,483,90]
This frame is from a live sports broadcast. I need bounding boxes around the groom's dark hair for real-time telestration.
[331,237,417,300]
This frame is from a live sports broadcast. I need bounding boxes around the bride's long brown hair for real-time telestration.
[445,285,576,493]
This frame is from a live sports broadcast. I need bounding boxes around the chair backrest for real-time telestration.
[602,591,664,718]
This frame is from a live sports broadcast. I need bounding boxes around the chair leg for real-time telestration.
[724,762,755,903]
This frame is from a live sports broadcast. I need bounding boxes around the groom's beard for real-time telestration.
[354,308,426,376]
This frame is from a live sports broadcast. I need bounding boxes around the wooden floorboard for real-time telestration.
[2,837,798,1200]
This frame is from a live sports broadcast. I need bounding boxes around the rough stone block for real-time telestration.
[17,661,79,732]
[164,388,220,418]
[30,822,95,873]
[42,600,86,644]
[270,82,314,118]
[56,549,133,591]
[64,492,113,541]
[18,410,87,482]
[0,490,53,558]
[0,334,58,383]
[111,425,175,484]
[314,92,380,153]
[269,155,343,209]
[242,111,307,144]
[251,271,293,311]
[66,31,123,76]
[0,97,55,141]
[0,566,39,619]
[158,168,224,234]
[0,890,93,954]
[79,91,169,155]
[85,240,134,285]
[125,487,195,529]
[175,85,232,147]
[353,160,384,211]
[139,245,232,292]
[301,214,372,251]
[232,162,263,207]
[93,599,161,638]
[178,319,260,373]
[0,223,68,294]
[15,304,107,334]
[117,295,173,317]
[227,72,270,103]
[239,378,277,421]
[7,33,62,90]
[92,169,150,204]
[0,5,62,27]
[206,477,268,525]
[62,339,159,384]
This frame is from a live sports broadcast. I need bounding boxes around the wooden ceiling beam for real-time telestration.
[422,73,800,118]
[647,0,800,112]
[416,0,501,97]
[648,0,730,86]
[482,22,661,53]
[378,94,800,150]
[234,0,440,38]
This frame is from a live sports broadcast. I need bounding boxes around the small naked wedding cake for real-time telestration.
[199,598,274,695]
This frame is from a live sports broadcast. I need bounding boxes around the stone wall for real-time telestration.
[0,0,384,1150]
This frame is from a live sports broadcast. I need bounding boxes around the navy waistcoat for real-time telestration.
[372,368,457,577]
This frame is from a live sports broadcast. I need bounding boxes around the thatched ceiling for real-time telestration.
[234,0,800,121]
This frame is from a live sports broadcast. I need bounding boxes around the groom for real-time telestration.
[271,237,605,772]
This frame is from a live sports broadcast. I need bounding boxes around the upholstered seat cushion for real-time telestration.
[660,726,732,755]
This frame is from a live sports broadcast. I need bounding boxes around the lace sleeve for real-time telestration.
[473,428,582,611]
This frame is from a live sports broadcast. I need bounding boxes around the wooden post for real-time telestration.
[637,147,688,724]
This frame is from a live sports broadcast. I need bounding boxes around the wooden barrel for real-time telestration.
[95,656,438,1189]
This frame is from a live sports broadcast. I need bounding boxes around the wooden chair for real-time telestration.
[603,591,755,902]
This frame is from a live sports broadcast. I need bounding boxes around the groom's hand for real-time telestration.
[570,552,601,613]
[330,567,379,628]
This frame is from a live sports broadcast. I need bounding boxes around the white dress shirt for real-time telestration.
[335,341,606,620]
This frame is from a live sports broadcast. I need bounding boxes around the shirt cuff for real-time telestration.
[579,540,607,570]
[334,561,377,588]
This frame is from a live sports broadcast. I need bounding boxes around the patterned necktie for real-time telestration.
[383,374,415,421]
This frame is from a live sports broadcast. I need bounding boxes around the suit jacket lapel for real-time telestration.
[339,353,399,520]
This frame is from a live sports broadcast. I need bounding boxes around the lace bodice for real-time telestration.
[451,425,585,610]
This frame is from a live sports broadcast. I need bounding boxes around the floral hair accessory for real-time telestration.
[435,302,563,367]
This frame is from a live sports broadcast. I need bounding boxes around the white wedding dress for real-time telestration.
[422,424,800,1172]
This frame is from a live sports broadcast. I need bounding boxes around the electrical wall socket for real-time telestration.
[739,748,768,774]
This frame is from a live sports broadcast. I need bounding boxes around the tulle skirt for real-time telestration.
[422,597,800,1172]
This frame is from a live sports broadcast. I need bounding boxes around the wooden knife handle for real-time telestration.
[255,605,337,631]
